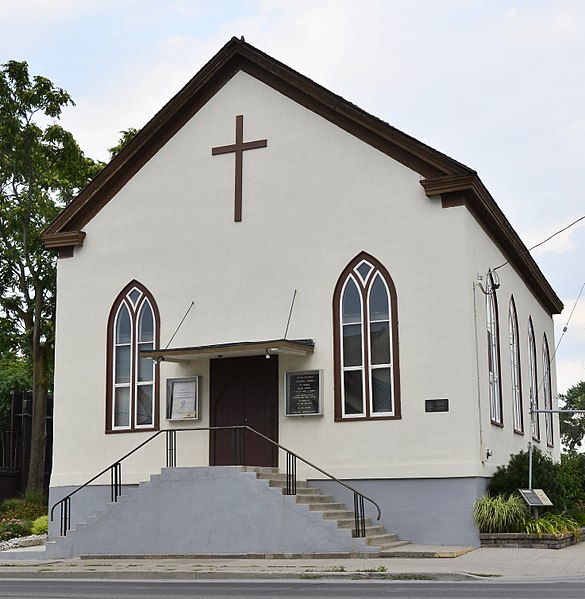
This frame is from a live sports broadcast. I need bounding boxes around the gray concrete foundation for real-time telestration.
[312,477,488,546]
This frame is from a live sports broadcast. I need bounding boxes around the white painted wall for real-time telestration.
[51,71,558,489]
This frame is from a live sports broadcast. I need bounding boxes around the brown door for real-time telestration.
[210,355,278,467]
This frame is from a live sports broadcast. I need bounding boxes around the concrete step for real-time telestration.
[240,466,280,474]
[321,510,355,520]
[378,540,413,553]
[335,517,373,529]
[296,494,333,504]
[365,533,402,546]
[268,480,313,491]
[305,502,346,512]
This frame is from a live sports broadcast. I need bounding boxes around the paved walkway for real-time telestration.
[2,543,585,580]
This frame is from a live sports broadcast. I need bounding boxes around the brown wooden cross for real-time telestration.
[212,115,267,222]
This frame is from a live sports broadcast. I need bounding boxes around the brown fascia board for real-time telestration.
[42,37,474,252]
[422,175,563,315]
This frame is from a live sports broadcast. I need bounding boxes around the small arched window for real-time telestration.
[106,281,160,432]
[486,273,502,425]
[542,334,554,447]
[527,317,540,441]
[509,297,523,433]
[333,253,400,420]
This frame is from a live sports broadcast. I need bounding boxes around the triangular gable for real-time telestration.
[42,37,562,314]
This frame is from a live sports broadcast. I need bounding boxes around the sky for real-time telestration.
[2,0,583,394]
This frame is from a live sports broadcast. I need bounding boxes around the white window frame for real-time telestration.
[486,276,502,425]
[508,297,523,433]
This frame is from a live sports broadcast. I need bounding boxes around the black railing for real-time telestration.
[50,426,381,538]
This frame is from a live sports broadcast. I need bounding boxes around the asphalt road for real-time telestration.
[1,579,585,599]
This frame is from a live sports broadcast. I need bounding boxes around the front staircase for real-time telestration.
[46,466,409,558]
[246,467,409,555]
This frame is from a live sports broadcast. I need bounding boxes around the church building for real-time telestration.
[42,38,562,555]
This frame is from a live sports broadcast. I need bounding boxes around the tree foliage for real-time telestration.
[108,127,140,159]
[559,381,585,451]
[0,352,32,433]
[0,60,102,492]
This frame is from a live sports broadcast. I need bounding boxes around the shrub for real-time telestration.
[488,448,566,511]
[560,451,585,509]
[521,512,581,539]
[31,515,48,535]
[0,521,27,542]
[474,493,528,533]
[0,498,47,522]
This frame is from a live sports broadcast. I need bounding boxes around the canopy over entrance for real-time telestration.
[141,338,315,363]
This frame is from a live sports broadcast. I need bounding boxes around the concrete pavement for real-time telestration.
[2,543,585,581]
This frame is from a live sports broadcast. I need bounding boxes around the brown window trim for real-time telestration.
[487,273,504,427]
[105,280,161,434]
[543,333,554,448]
[509,296,524,435]
[528,317,540,443]
[333,252,401,422]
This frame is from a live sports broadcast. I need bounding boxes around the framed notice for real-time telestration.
[285,370,322,416]
[167,377,199,420]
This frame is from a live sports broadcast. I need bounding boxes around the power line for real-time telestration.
[493,214,585,272]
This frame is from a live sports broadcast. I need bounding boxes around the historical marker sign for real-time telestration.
[285,370,322,416]
[519,488,553,507]
[425,398,449,413]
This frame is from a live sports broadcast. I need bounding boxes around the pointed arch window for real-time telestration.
[333,253,400,421]
[107,282,160,433]
[542,334,554,447]
[527,318,540,441]
[486,273,503,426]
[508,297,523,433]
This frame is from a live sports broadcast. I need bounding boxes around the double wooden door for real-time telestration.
[210,355,278,467]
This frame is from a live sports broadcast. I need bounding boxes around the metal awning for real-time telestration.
[141,338,315,363]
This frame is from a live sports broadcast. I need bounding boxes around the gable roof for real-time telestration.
[42,37,562,314]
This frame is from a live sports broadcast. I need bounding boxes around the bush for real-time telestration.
[488,448,566,511]
[561,451,585,509]
[521,512,581,539]
[474,493,528,533]
[0,521,27,542]
[0,499,47,522]
[31,515,48,535]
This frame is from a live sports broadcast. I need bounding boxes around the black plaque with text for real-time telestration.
[425,399,449,413]
[285,370,321,416]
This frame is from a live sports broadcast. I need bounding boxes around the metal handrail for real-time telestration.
[50,425,381,536]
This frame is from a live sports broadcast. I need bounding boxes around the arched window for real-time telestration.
[333,253,400,420]
[509,297,523,433]
[106,281,160,432]
[542,334,554,447]
[486,273,502,425]
[527,318,540,441]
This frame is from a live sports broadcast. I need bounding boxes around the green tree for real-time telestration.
[0,61,102,493]
[0,353,32,433]
[108,127,140,159]
[559,381,585,451]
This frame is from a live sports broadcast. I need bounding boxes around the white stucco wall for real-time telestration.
[51,71,557,489]
[460,209,560,475]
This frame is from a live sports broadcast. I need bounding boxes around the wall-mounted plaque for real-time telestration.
[167,377,199,420]
[425,399,449,413]
[285,370,322,416]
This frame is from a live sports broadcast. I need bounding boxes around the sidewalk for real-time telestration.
[2,543,585,580]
